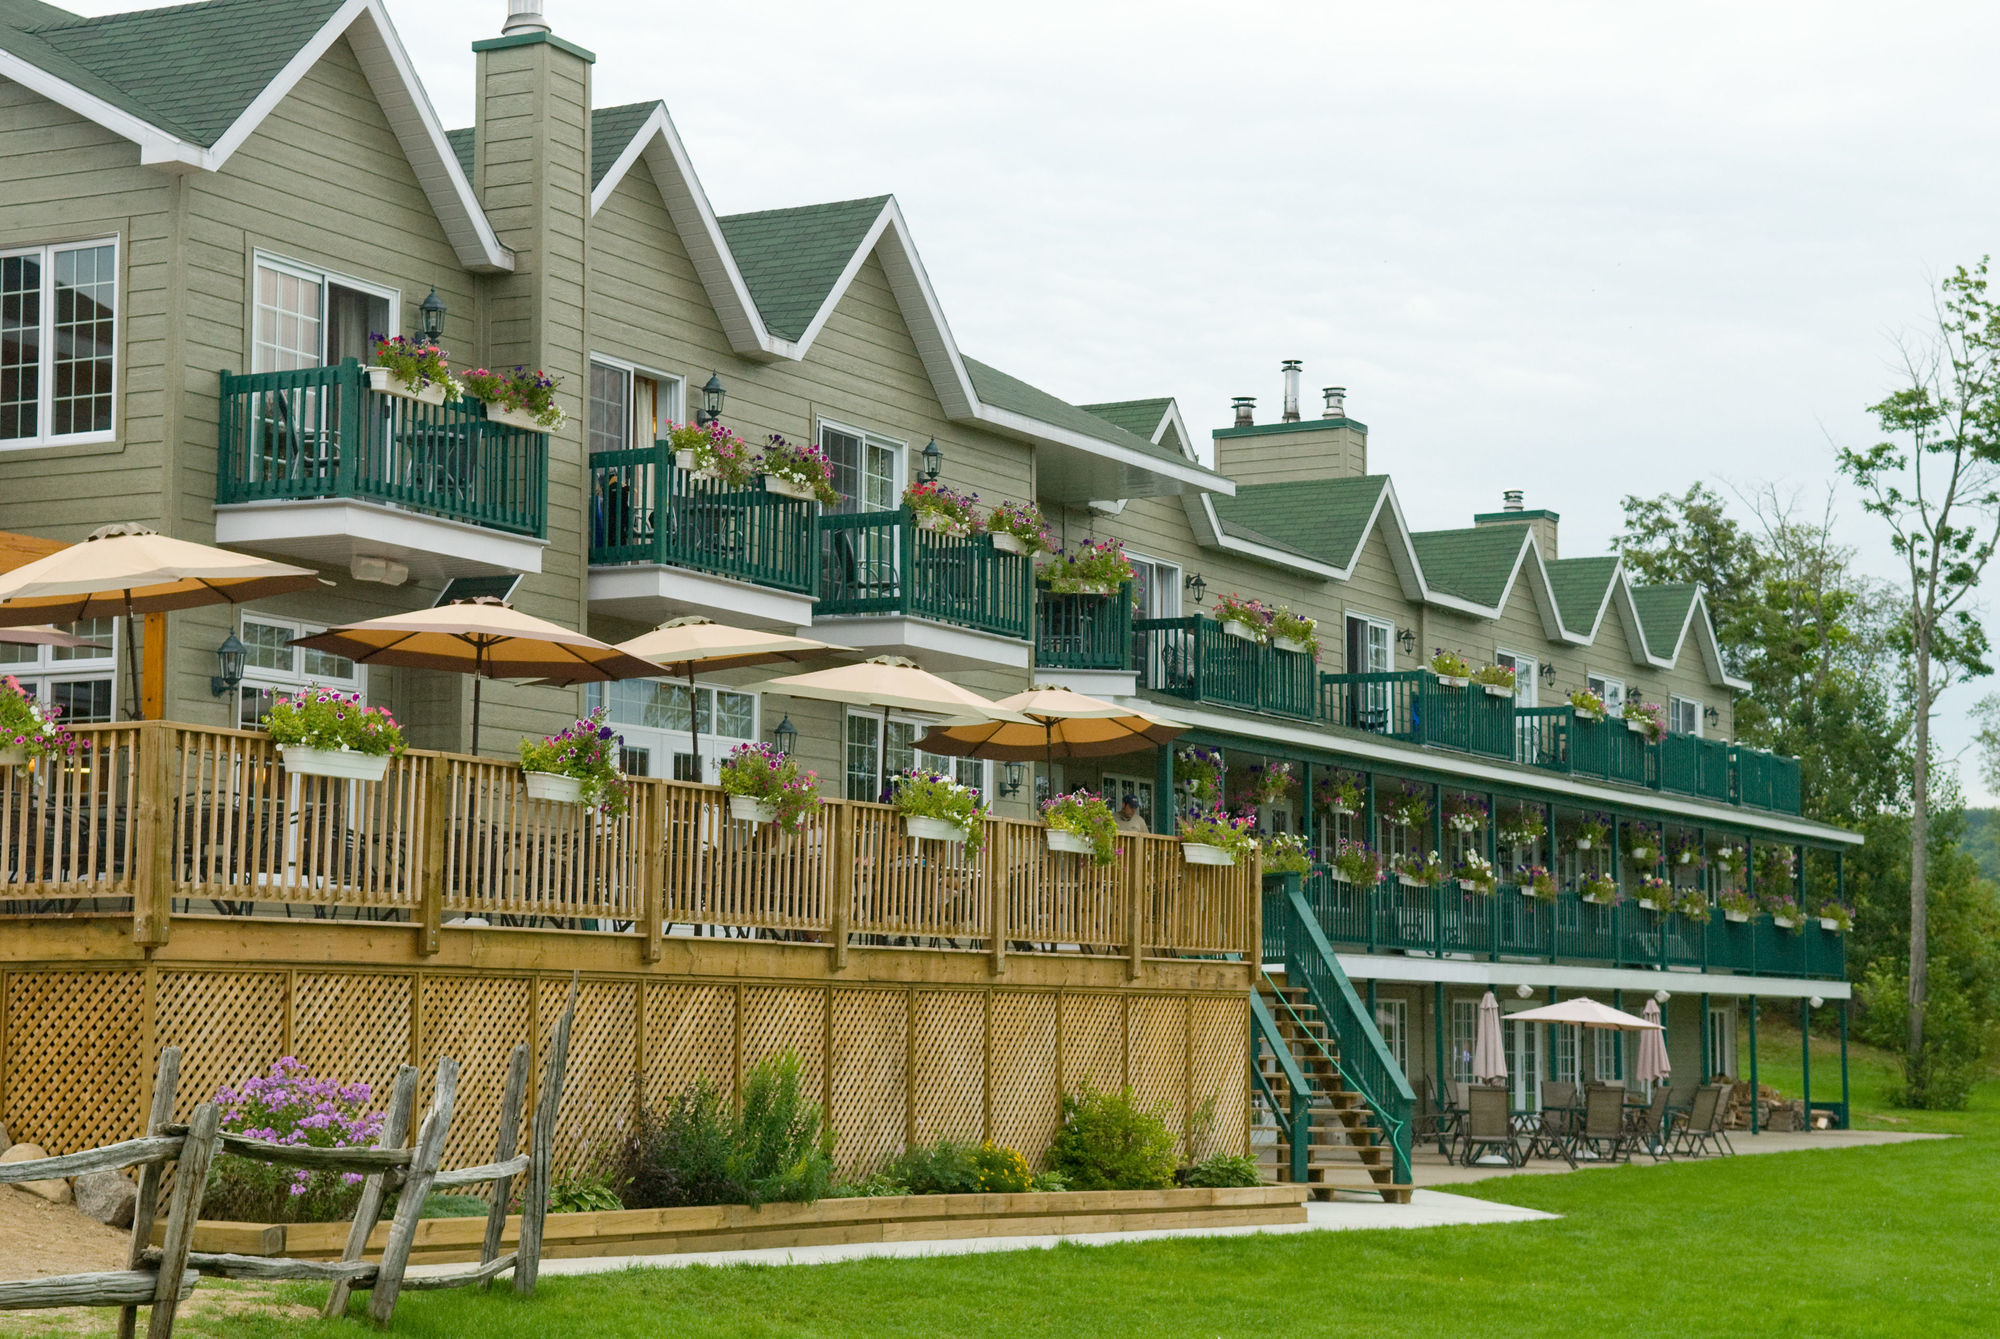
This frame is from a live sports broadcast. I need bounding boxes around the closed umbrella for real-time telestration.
[1473,989,1507,1084]
[291,599,664,754]
[1635,998,1672,1093]
[759,656,1034,799]
[0,522,321,717]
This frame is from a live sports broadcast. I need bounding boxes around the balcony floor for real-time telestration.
[812,614,1034,672]
[215,497,546,580]
[588,562,816,632]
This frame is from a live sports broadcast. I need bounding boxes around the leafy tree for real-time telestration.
[1619,483,1767,676]
[1838,258,2000,1081]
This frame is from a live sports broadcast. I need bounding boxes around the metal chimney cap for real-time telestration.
[1502,489,1525,512]
[1322,386,1347,418]
[503,0,550,35]
[1230,395,1256,428]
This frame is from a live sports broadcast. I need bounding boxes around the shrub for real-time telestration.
[731,1049,836,1206]
[882,1140,980,1195]
[617,1078,740,1209]
[719,741,822,832]
[262,686,404,756]
[1857,965,1990,1110]
[1042,789,1118,865]
[1047,1084,1177,1191]
[462,365,564,430]
[204,1058,385,1223]
[520,708,628,817]
[970,1142,1034,1193]
[617,1051,836,1209]
[547,1166,623,1214]
[1181,1153,1260,1188]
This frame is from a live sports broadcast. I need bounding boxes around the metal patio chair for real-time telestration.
[1456,1083,1522,1167]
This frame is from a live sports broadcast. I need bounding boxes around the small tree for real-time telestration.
[1838,259,2000,1083]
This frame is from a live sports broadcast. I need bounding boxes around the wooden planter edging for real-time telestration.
[176,1186,1308,1265]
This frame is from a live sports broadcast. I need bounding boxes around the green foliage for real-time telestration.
[616,1077,739,1210]
[1857,964,1993,1109]
[420,1193,494,1218]
[1046,1083,1177,1191]
[262,686,405,757]
[1261,831,1312,877]
[369,333,459,396]
[1180,1153,1260,1188]
[547,1167,624,1215]
[875,1140,976,1195]
[718,741,822,832]
[616,1051,835,1209]
[970,1142,1034,1193]
[891,769,989,855]
[519,708,629,816]
[1041,789,1119,865]
[1176,808,1257,861]
[732,1049,837,1207]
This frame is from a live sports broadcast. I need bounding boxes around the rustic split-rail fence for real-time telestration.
[0,978,578,1334]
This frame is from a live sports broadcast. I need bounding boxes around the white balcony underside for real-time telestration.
[808,616,1032,672]
[1321,954,1850,998]
[215,499,545,581]
[588,564,815,633]
[1031,668,1139,697]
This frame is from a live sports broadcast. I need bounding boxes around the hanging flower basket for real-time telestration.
[989,531,1026,555]
[1575,837,1593,851]
[1327,805,1356,818]
[1047,828,1093,856]
[524,770,587,805]
[1396,873,1428,888]
[365,366,448,405]
[1221,620,1259,644]
[762,474,817,501]
[1272,635,1307,654]
[906,815,969,844]
[728,795,778,824]
[1182,842,1235,867]
[280,746,390,782]
[1521,885,1541,899]
[479,400,545,432]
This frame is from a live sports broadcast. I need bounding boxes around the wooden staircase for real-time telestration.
[1254,977,1413,1204]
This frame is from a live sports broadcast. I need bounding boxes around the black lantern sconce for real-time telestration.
[417,288,446,343]
[696,372,726,426]
[1539,662,1557,689]
[772,714,798,756]
[211,632,247,697]
[1396,627,1416,656]
[1184,572,1207,605]
[999,760,1027,799]
[920,437,943,483]
[1703,705,1720,728]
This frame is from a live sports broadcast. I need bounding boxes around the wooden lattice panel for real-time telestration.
[1060,994,1125,1097]
[640,983,736,1111]
[829,989,904,1175]
[419,975,532,1169]
[987,991,1060,1160]
[910,991,984,1146]
[156,971,288,1121]
[2,970,143,1153]
[741,985,824,1106]
[1188,995,1248,1158]
[293,972,413,1113]
[1128,996,1187,1139]
[538,977,637,1171]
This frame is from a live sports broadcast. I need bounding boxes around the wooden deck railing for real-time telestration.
[0,723,1255,966]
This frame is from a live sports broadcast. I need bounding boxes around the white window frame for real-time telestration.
[236,612,365,725]
[1125,551,1182,617]
[1,236,120,448]
[1706,1003,1737,1079]
[1586,672,1626,713]
[587,352,684,454]
[0,618,119,722]
[1496,649,1539,707]
[1374,997,1409,1080]
[1594,1028,1621,1086]
[1670,694,1703,737]
[250,250,399,372]
[587,676,757,783]
[1448,997,1478,1090]
[1346,611,1395,674]
[817,417,905,514]
[844,708,989,801]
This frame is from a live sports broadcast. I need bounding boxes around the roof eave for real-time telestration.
[1183,495,1346,579]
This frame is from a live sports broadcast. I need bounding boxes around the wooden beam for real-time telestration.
[141,613,166,720]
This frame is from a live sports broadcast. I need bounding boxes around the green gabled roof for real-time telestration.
[963,360,1196,467]
[445,125,474,180]
[1630,584,1700,657]
[1209,476,1390,568]
[1079,398,1173,443]
[716,196,891,342]
[0,0,345,145]
[1410,524,1531,605]
[589,100,658,188]
[1545,556,1621,632]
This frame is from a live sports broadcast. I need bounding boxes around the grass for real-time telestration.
[27,1029,1998,1339]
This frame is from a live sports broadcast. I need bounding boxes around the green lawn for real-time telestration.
[31,1029,1998,1339]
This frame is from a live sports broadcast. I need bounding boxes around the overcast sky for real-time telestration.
[70,0,2000,799]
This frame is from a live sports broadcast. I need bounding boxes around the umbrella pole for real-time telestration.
[877,704,890,802]
[471,643,484,756]
[1044,721,1053,803]
[123,592,142,721]
[686,664,702,784]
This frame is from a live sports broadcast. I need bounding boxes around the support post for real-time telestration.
[1432,981,1445,1111]
[1547,985,1558,1084]
[987,811,1006,975]
[1127,832,1147,981]
[1748,994,1760,1135]
[131,720,176,948]
[116,1047,180,1339]
[830,804,852,971]
[642,781,663,963]
[418,760,448,956]
[1839,999,1851,1129]
[140,612,167,720]
[1801,996,1812,1126]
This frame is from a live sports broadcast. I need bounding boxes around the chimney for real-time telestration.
[1231,396,1255,428]
[1281,360,1302,422]
[1322,386,1346,419]
[1475,489,1558,558]
[503,0,550,34]
[1502,489,1524,512]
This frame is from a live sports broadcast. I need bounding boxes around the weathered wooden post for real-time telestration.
[480,1044,532,1278]
[131,720,177,948]
[322,1065,419,1320]
[147,1101,222,1339]
[115,1046,181,1339]
[987,817,1007,975]
[515,974,578,1296]
[418,760,448,955]
[367,1056,461,1325]
[829,804,852,971]
[641,781,664,963]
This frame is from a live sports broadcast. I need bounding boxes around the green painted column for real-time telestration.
[1363,770,1379,953]
[1434,981,1446,1112]
[1486,790,1500,961]
[1301,760,1317,854]
[1801,996,1812,1122]
[1152,742,1173,835]
[1839,999,1851,1130]
[1748,995,1761,1135]
[1431,782,1445,958]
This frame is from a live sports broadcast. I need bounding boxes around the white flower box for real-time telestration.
[280,746,389,782]
[1582,893,1615,906]
[1435,675,1470,689]
[1047,828,1093,856]
[1574,709,1602,723]
[1458,879,1486,894]
[1060,581,1116,597]
[366,366,448,405]
[1521,886,1542,898]
[914,512,974,537]
[1272,635,1307,655]
[0,745,27,768]
[1773,915,1798,929]
[1482,682,1514,698]
[989,531,1026,555]
[1575,838,1594,851]
[905,815,968,844]
[1819,917,1841,931]
[524,771,586,805]
[762,474,817,501]
[1182,842,1235,867]
[478,400,544,432]
[728,795,778,824]
[1725,911,1750,923]
[1638,898,1660,911]
[1221,621,1260,644]
[1396,873,1428,888]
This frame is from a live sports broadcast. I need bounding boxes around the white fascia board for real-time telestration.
[1155,401,1199,463]
[1671,591,1749,692]
[1368,483,1432,603]
[987,403,1232,495]
[593,104,779,358]
[1332,955,1850,999]
[0,48,194,163]
[1156,698,1863,846]
[840,202,979,420]
[1611,570,1674,670]
[1182,494,1345,580]
[1514,538,1577,643]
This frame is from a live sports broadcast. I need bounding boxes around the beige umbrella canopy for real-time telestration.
[759,656,1034,799]
[915,685,1185,762]
[0,625,107,649]
[291,599,664,753]
[1473,990,1507,1085]
[1634,998,1673,1090]
[0,523,322,717]
[1509,997,1661,1031]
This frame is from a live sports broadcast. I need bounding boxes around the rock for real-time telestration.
[0,1142,71,1204]
[74,1169,137,1228]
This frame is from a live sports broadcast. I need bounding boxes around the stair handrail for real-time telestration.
[1260,967,1405,1184]
[1267,874,1415,1184]
[1249,989,1313,1183]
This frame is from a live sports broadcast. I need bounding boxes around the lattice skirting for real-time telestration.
[0,966,1248,1177]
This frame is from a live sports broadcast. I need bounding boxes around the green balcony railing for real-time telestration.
[1133,616,1318,717]
[1035,582,1132,670]
[1319,670,1424,741]
[1732,745,1803,813]
[817,509,1033,640]
[1417,677,1517,760]
[216,360,546,536]
[587,445,819,594]
[1660,732,1732,802]
[1570,714,1656,788]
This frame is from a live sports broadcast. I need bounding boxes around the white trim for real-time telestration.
[809,616,1033,672]
[236,610,366,696]
[586,565,816,633]
[841,706,992,802]
[1332,954,1850,999]
[816,416,907,511]
[213,498,546,578]
[1344,609,1397,674]
[250,250,401,371]
[0,235,120,450]
[1495,648,1539,708]
[1031,668,1139,698]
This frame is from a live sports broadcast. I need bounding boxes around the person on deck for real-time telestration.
[1115,793,1150,834]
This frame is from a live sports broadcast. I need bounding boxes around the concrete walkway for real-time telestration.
[410,1190,1552,1280]
[1409,1126,1946,1186]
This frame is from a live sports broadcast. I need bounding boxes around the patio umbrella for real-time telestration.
[604,617,850,783]
[1509,997,1661,1031]
[0,625,107,649]
[914,685,1187,801]
[0,523,321,717]
[1472,990,1507,1084]
[1634,998,1672,1091]
[759,656,1034,799]
[290,599,663,754]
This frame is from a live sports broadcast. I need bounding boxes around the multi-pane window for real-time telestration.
[1586,673,1626,713]
[1448,999,1477,1090]
[1706,1004,1737,1079]
[844,711,984,801]
[2,239,117,446]
[0,618,118,722]
[251,257,390,374]
[587,359,678,456]
[819,422,901,513]
[1594,1028,1622,1085]
[1374,998,1409,1080]
[1497,650,1538,707]
[586,677,755,782]
[1670,695,1702,736]
[234,613,362,728]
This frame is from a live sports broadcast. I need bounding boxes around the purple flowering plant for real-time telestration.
[261,686,404,757]
[463,365,566,430]
[1039,537,1134,593]
[0,675,80,762]
[666,419,758,487]
[903,480,983,535]
[1041,788,1118,865]
[521,707,629,817]
[1177,805,1257,862]
[757,433,841,505]
[1213,592,1274,641]
[985,499,1054,555]
[206,1057,386,1223]
[718,741,822,831]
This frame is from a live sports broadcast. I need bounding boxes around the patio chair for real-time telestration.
[1416,1073,1462,1155]
[1456,1083,1522,1167]
[1674,1083,1736,1157]
[1522,1099,1577,1169]
[1626,1086,1674,1162]
[1571,1083,1633,1163]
